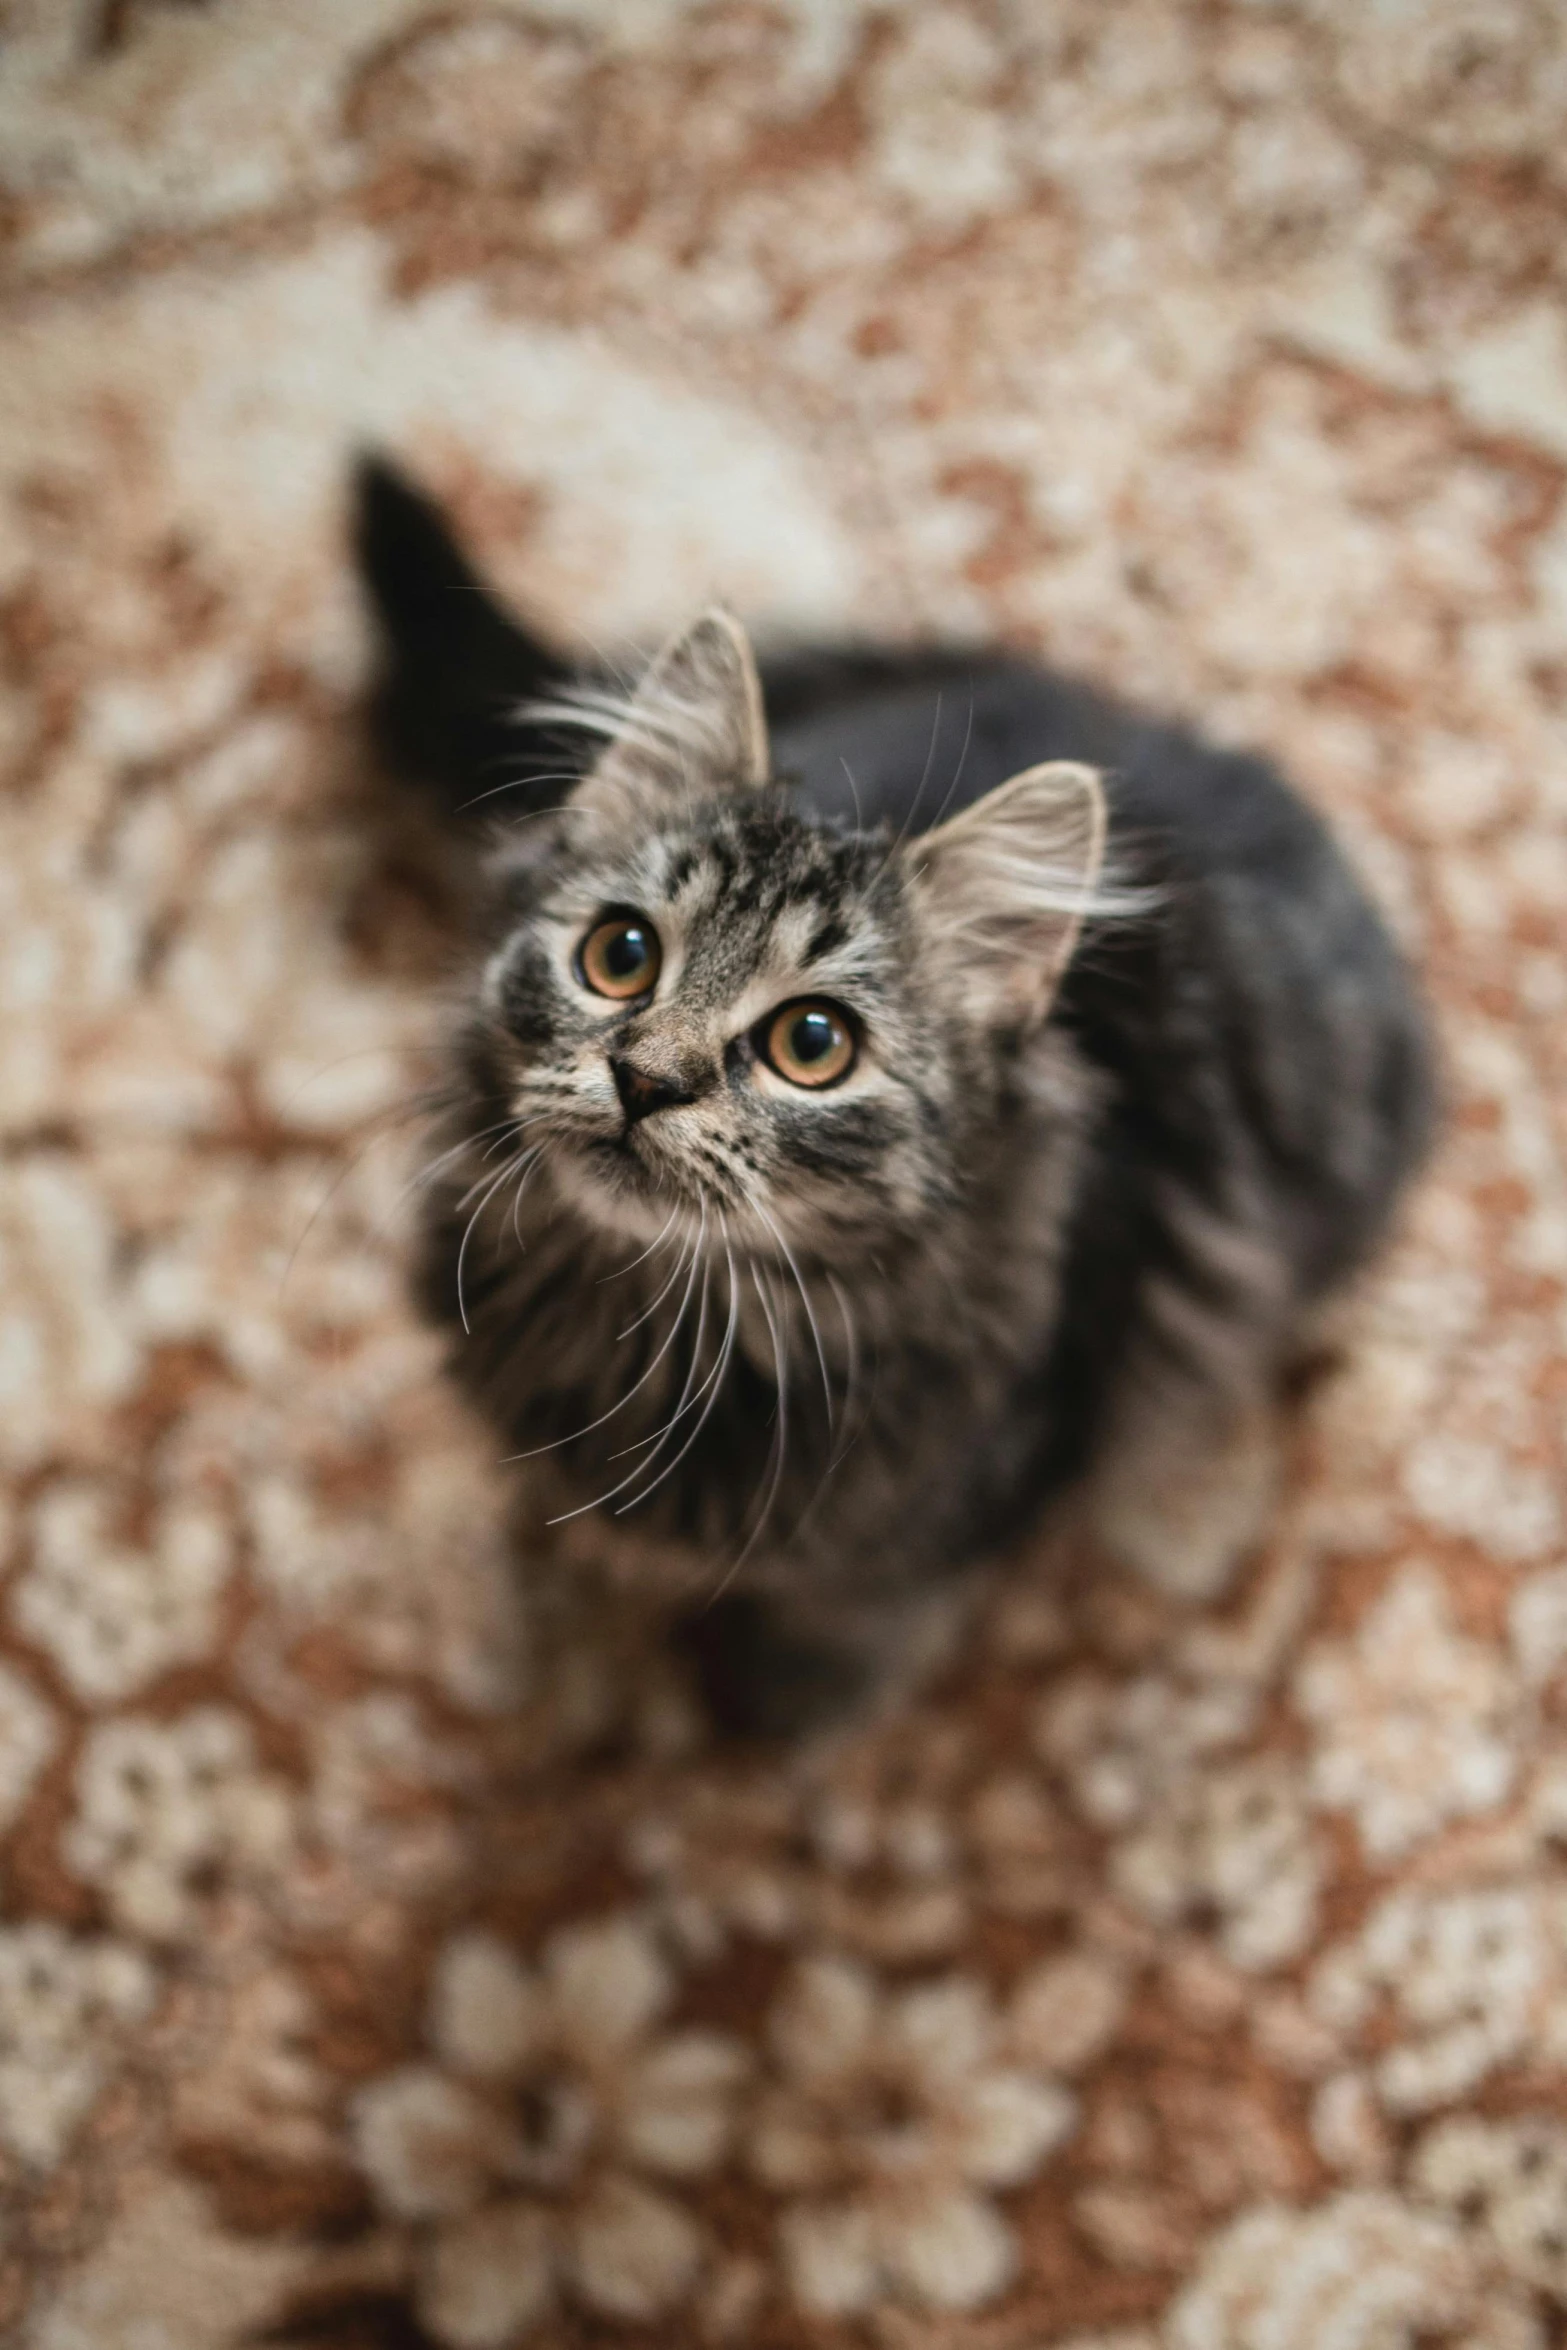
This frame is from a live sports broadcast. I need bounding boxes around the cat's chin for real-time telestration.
[561,1134,704,1247]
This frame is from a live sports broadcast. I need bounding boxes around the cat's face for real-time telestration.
[483,795,956,1255]
[469,613,1105,1263]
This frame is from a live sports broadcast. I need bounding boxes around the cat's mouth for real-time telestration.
[578,1123,703,1211]
[596,1128,659,1180]
[533,1094,736,1230]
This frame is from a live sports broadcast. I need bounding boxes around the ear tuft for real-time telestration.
[907,760,1107,1027]
[569,608,768,829]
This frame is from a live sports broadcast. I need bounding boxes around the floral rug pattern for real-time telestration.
[4,3,1567,2343]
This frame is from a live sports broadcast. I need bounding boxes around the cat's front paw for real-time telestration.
[1091,1407,1280,1601]
[671,1592,873,1741]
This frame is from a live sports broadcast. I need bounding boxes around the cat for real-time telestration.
[355,457,1436,1737]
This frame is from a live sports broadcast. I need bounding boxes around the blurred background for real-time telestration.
[4,5,1567,2346]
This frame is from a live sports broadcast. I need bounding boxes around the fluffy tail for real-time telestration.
[354,456,569,824]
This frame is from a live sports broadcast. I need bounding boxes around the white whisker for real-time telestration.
[542,1200,711,1515]
[457,769,583,814]
[442,1114,549,1213]
[615,1234,740,1509]
[597,1206,679,1283]
[926,689,976,834]
[618,1235,714,1471]
[618,1220,697,1339]
[277,1102,512,1305]
[455,1148,538,1334]
[823,1268,865,1462]
[747,1192,834,1436]
[898,688,943,850]
[705,1254,789,1600]
[510,1145,548,1251]
[506,1211,704,1464]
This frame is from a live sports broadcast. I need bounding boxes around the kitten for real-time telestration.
[356,459,1435,1736]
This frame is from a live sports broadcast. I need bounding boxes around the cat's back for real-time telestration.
[768,643,1332,883]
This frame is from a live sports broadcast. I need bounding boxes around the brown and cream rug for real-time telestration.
[5,3,1567,2343]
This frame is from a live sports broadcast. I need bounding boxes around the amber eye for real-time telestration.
[760,999,857,1089]
[577,913,661,1001]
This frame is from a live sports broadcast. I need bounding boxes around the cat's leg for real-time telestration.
[673,1591,870,1739]
[1087,1196,1295,1601]
[672,1579,969,1741]
[1088,1377,1282,1601]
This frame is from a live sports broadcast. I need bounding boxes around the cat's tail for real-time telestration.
[354,454,571,825]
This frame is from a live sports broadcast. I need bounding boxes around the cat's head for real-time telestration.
[465,612,1105,1261]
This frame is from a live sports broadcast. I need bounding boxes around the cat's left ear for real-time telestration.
[907,760,1107,1028]
[570,608,768,832]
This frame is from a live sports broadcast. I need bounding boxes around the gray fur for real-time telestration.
[358,460,1436,1735]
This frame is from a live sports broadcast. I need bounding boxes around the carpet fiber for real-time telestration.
[5,4,1567,2343]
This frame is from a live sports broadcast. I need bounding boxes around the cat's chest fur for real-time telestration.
[422,1028,1095,1577]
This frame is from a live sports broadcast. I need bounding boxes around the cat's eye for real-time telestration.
[759,999,857,1089]
[577,913,662,1001]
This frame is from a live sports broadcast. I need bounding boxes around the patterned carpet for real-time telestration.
[4,3,1567,2343]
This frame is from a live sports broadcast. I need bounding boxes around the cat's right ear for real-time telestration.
[566,609,769,835]
[907,760,1107,1029]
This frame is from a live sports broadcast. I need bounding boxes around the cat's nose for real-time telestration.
[610,1054,696,1125]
